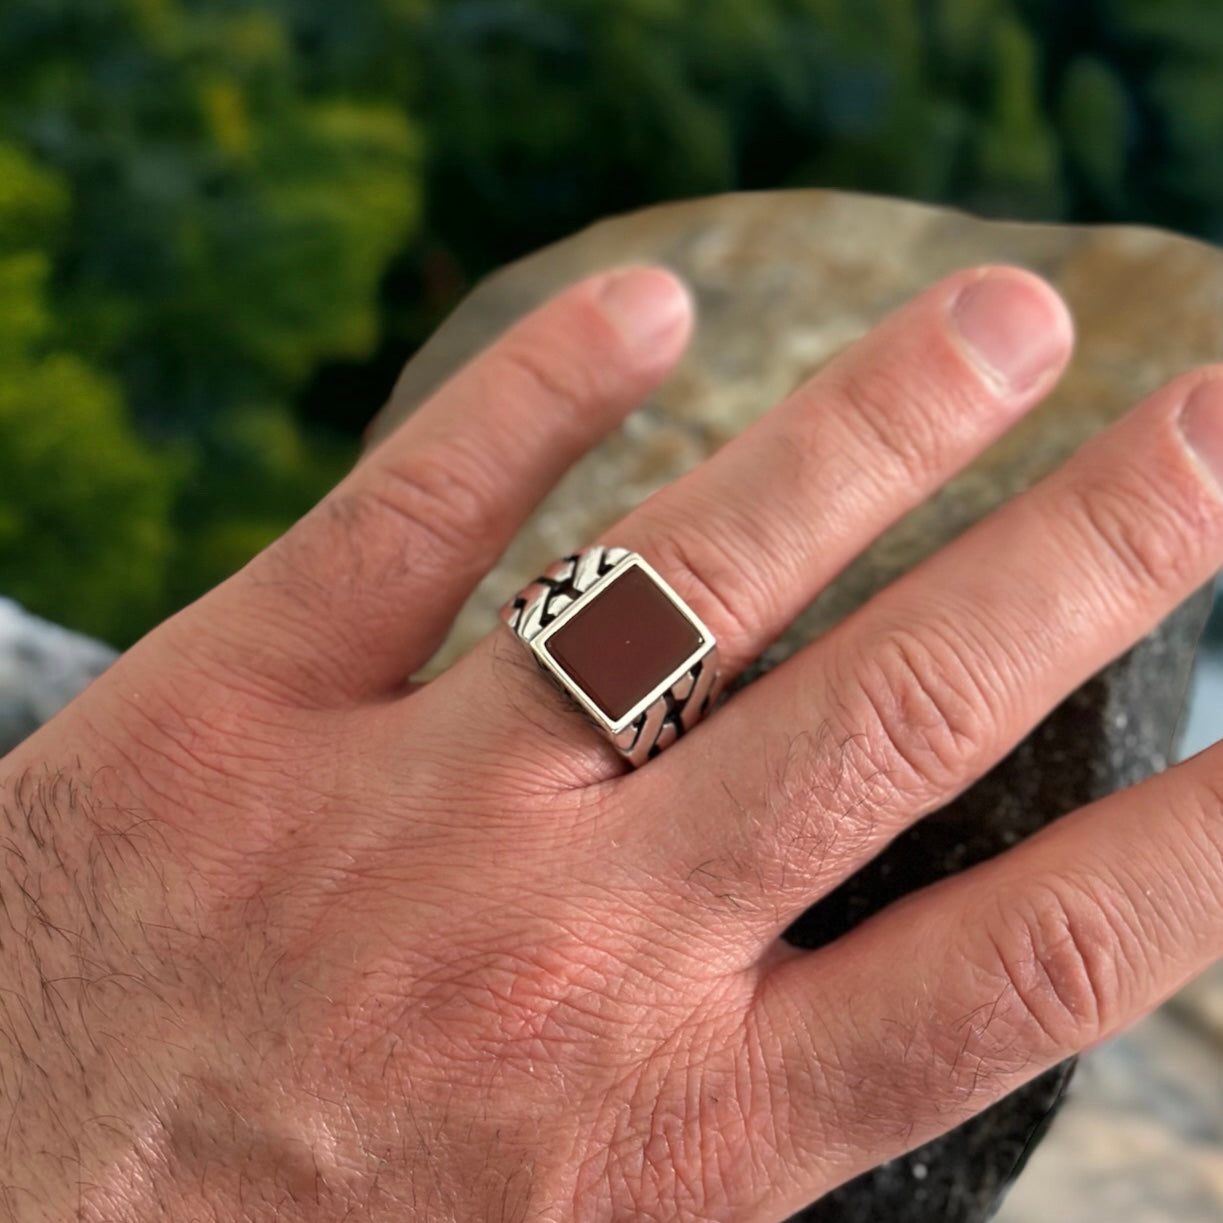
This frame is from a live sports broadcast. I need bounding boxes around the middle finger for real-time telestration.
[604,265,1073,677]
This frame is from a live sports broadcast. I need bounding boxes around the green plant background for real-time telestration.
[4,0,1223,645]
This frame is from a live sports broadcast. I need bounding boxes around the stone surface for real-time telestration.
[0,599,116,757]
[373,191,1223,1219]
[1175,963,1223,1049]
[371,190,1223,680]
[997,995,1223,1223]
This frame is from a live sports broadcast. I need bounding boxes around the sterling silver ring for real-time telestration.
[501,546,720,767]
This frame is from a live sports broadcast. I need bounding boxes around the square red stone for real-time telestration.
[540,563,704,723]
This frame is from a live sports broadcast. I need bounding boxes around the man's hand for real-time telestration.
[3,264,1222,1222]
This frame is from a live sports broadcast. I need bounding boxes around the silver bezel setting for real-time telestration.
[529,555,716,737]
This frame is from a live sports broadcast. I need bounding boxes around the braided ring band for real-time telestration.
[501,547,720,767]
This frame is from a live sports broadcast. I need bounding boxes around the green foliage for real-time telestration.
[1018,0,1223,234]
[1058,57,1130,212]
[3,0,1223,644]
[0,0,421,642]
[404,0,1223,287]
[406,1,1056,278]
[4,1,421,421]
[0,143,176,641]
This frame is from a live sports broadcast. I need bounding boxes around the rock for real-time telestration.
[1174,963,1223,1048]
[996,1001,1223,1223]
[372,190,1223,672]
[0,599,116,756]
[369,190,1223,1221]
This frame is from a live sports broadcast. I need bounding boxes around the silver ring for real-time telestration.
[502,546,720,767]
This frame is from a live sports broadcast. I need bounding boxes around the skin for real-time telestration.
[1,263,1222,1222]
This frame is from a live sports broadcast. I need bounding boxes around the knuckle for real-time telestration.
[487,330,597,423]
[1067,468,1201,596]
[846,621,1001,798]
[637,522,764,656]
[827,362,948,487]
[973,881,1124,1054]
[358,445,501,571]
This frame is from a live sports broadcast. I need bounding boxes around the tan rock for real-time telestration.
[370,190,1223,670]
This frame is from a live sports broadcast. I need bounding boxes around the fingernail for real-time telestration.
[1179,379,1223,490]
[597,267,692,352]
[951,272,1072,397]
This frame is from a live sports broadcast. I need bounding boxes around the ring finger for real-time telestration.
[432,265,1074,783]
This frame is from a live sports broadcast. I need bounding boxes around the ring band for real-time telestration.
[502,547,719,767]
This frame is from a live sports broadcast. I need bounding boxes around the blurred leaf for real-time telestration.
[0,0,417,640]
[0,155,178,642]
[1059,56,1130,210]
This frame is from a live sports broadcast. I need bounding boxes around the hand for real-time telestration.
[3,264,1221,1223]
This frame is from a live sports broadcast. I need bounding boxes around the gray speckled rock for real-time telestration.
[0,599,116,757]
[370,191,1223,1221]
